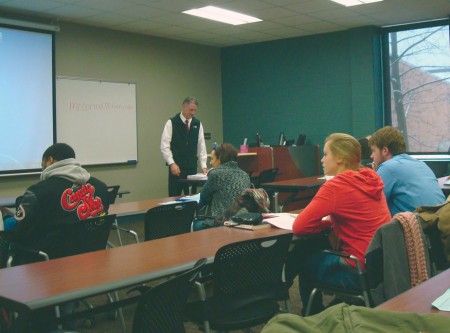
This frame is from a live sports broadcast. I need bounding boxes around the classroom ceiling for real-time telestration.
[1,0,450,47]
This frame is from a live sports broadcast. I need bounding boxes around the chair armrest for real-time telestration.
[7,244,49,267]
[112,225,139,243]
[322,249,364,273]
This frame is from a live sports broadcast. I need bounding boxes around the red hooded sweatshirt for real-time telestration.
[292,168,392,268]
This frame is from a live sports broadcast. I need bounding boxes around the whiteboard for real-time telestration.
[56,77,137,166]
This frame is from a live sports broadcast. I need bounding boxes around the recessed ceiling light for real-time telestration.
[182,6,262,26]
[330,0,383,6]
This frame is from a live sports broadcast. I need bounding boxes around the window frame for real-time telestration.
[381,18,450,154]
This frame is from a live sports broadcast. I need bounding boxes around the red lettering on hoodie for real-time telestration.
[61,184,104,219]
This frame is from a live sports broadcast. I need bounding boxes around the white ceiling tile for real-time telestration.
[47,5,104,19]
[0,0,449,47]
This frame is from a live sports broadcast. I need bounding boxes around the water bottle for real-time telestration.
[212,141,218,149]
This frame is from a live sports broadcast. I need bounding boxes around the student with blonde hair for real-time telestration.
[286,133,391,315]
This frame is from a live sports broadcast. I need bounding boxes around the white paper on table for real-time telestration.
[432,288,450,311]
[158,201,179,205]
[262,213,297,230]
[159,193,201,205]
[176,193,201,203]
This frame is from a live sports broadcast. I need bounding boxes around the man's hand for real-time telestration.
[202,167,208,174]
[170,163,181,176]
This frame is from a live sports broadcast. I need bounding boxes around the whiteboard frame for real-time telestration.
[56,76,138,166]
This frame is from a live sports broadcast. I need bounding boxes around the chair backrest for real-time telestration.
[365,213,431,305]
[132,258,207,333]
[144,201,197,241]
[13,214,115,264]
[107,185,121,205]
[253,168,278,188]
[59,214,116,258]
[0,231,11,269]
[212,233,292,308]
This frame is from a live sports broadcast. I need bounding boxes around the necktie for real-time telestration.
[185,119,190,134]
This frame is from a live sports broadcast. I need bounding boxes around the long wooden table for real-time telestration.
[109,196,179,217]
[0,197,17,208]
[0,226,290,330]
[377,268,450,316]
[261,176,325,212]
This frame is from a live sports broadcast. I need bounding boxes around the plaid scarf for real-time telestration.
[216,188,270,226]
[393,212,429,287]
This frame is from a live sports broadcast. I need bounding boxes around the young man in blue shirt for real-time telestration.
[369,126,445,215]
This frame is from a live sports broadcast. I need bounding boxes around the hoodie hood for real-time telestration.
[40,158,90,184]
[335,168,384,200]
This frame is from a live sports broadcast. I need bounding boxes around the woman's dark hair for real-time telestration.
[42,143,75,161]
[212,143,238,163]
[358,136,371,161]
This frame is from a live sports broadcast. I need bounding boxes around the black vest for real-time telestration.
[170,114,200,170]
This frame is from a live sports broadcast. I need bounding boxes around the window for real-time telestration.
[383,20,450,153]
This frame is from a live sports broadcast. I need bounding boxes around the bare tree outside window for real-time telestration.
[388,25,450,152]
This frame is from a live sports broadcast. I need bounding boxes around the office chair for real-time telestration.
[185,233,292,333]
[144,201,197,241]
[131,258,207,333]
[8,215,126,332]
[422,222,449,273]
[251,168,279,188]
[304,249,372,316]
[0,231,11,269]
[9,214,115,264]
[106,185,120,205]
[126,201,198,296]
[106,185,139,246]
[304,215,432,316]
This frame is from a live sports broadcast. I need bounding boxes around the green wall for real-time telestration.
[221,26,382,149]
[0,22,223,202]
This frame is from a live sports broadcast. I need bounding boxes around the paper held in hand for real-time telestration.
[187,173,208,180]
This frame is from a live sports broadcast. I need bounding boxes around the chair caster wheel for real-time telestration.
[83,317,96,328]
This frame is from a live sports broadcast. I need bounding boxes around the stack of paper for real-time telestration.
[432,288,450,311]
[176,193,201,203]
[159,193,201,205]
[262,213,297,230]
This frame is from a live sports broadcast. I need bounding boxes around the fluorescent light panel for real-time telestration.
[330,0,382,6]
[182,6,262,26]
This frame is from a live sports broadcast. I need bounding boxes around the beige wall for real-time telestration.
[0,22,223,202]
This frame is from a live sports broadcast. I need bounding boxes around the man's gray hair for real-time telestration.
[182,97,199,106]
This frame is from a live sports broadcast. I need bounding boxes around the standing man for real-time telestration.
[161,97,207,196]
[369,126,445,215]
